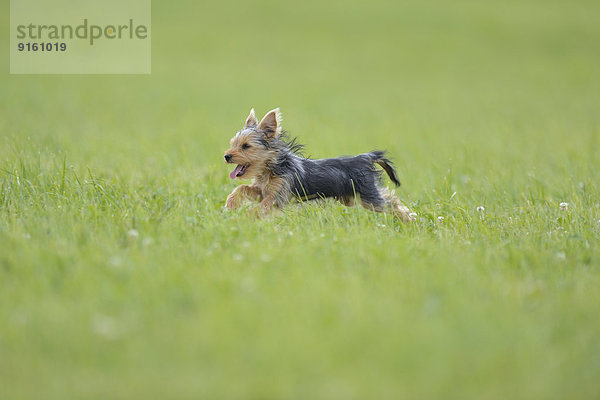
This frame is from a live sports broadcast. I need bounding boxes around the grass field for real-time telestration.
[2,0,600,398]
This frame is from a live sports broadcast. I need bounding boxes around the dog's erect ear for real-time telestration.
[244,108,258,129]
[258,108,282,139]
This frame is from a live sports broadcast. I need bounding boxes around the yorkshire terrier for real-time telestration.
[224,108,412,221]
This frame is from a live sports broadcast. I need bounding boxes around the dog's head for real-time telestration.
[224,108,282,180]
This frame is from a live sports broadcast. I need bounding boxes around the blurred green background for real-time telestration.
[1,0,599,399]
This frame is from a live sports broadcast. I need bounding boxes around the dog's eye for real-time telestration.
[242,143,250,150]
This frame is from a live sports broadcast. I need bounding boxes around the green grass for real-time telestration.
[2,0,600,398]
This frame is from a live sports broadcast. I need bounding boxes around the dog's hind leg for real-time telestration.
[360,200,384,213]
[380,187,412,222]
[359,191,386,213]
[359,187,412,222]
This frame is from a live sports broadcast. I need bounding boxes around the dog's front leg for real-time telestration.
[255,194,278,217]
[225,185,262,209]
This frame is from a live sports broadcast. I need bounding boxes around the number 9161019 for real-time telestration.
[18,42,67,52]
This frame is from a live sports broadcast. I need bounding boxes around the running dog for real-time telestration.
[224,108,412,221]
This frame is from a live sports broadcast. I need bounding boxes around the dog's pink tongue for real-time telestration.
[230,165,243,179]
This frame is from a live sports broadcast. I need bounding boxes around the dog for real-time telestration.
[224,108,412,221]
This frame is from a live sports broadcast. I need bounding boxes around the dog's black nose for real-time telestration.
[224,154,232,162]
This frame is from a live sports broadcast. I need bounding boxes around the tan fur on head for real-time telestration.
[224,133,276,180]
[224,108,284,181]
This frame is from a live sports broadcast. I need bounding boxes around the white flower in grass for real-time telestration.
[92,314,119,340]
[108,256,122,268]
[477,206,485,212]
[409,212,417,221]
[437,216,445,223]
[559,202,569,211]
[127,229,139,238]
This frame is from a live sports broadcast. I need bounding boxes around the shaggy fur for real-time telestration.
[224,108,412,221]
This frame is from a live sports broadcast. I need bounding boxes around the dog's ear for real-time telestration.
[244,108,258,128]
[258,108,282,139]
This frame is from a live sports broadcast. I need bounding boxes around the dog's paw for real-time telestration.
[225,194,240,209]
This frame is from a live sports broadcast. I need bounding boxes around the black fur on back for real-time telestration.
[268,141,402,208]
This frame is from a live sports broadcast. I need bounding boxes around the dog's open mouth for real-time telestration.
[230,164,249,179]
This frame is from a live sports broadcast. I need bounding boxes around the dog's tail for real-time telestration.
[369,151,401,187]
